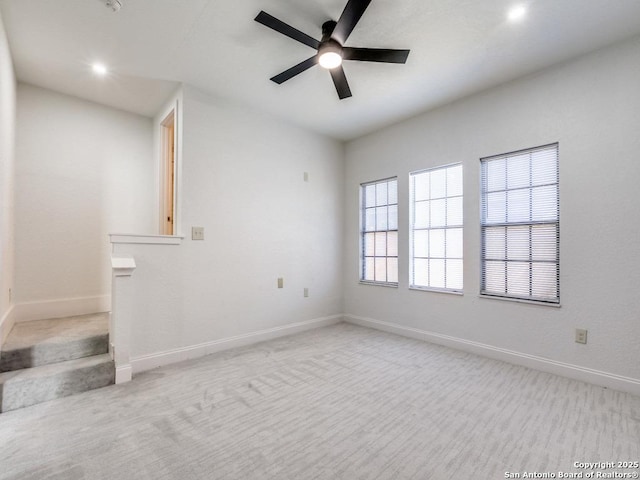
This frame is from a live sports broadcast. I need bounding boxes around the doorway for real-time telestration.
[160,109,176,235]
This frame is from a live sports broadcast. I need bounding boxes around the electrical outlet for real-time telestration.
[304,288,309,297]
[192,226,204,240]
[277,278,284,289]
[575,328,588,344]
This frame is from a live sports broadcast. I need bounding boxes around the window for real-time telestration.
[410,164,463,292]
[361,178,398,285]
[480,143,559,304]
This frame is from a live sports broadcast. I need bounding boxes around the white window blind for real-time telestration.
[410,164,463,292]
[361,178,398,285]
[480,143,559,303]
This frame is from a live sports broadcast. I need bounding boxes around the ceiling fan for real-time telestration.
[255,0,410,99]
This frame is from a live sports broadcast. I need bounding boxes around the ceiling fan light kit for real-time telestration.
[255,0,410,99]
[318,42,343,69]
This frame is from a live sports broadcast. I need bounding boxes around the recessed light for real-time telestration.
[507,5,527,22]
[92,63,108,76]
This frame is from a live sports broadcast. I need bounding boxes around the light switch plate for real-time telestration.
[575,328,588,344]
[192,227,204,240]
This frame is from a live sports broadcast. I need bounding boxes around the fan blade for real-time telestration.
[343,47,410,63]
[332,0,372,44]
[270,56,318,84]
[255,11,320,50]
[330,66,352,99]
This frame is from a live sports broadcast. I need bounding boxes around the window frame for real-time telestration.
[409,163,464,294]
[359,177,399,287]
[480,143,560,305]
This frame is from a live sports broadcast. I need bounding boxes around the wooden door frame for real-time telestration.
[159,108,176,235]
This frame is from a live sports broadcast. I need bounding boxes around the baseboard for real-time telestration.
[115,364,132,384]
[0,304,15,346]
[131,314,343,375]
[12,295,111,323]
[344,314,640,397]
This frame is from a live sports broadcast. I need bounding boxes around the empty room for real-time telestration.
[0,0,639,478]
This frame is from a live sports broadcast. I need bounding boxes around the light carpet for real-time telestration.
[0,323,638,479]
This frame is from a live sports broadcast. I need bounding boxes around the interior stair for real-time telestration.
[0,313,114,413]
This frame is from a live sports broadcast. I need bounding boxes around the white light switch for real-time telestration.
[192,227,204,240]
[575,328,588,344]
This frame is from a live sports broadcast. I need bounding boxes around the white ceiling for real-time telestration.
[2,0,640,141]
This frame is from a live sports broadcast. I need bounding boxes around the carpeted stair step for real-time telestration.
[0,313,108,372]
[0,353,114,412]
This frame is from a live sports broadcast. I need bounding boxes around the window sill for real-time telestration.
[359,281,398,288]
[478,294,561,308]
[409,286,463,296]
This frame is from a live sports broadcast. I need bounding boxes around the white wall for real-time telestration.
[14,84,155,316]
[344,36,640,388]
[113,85,344,364]
[0,10,16,339]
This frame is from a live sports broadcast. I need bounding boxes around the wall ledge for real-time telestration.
[344,314,640,397]
[109,233,183,245]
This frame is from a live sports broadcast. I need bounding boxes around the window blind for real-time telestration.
[361,178,398,284]
[480,144,559,303]
[410,164,463,292]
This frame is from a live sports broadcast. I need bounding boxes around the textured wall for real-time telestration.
[343,36,640,382]
[14,84,155,304]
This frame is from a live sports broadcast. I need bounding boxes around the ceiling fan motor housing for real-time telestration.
[319,39,343,57]
[321,20,338,41]
[319,21,343,68]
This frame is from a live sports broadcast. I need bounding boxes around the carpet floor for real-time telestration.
[0,323,638,480]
